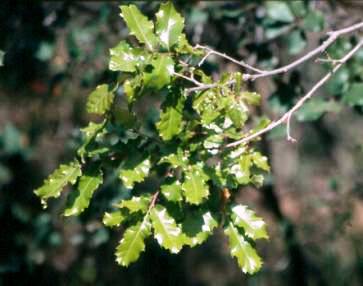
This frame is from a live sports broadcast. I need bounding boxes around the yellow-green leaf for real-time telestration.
[119,157,151,189]
[115,219,151,266]
[103,211,125,228]
[120,5,158,51]
[225,223,262,274]
[64,167,103,216]
[87,84,114,115]
[109,41,145,72]
[155,2,184,50]
[182,165,209,205]
[34,160,82,208]
[231,205,268,240]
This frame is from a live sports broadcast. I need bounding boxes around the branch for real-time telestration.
[225,38,363,148]
[188,21,363,93]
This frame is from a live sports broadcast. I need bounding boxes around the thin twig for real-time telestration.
[225,38,363,148]
[195,44,265,74]
[187,21,363,94]
[173,72,203,86]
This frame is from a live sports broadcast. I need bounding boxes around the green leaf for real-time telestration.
[231,205,268,240]
[120,5,158,51]
[183,211,218,247]
[109,41,145,72]
[160,178,183,202]
[143,54,174,89]
[343,83,363,107]
[224,223,262,274]
[156,90,184,140]
[103,211,125,227]
[64,167,103,216]
[155,2,184,50]
[119,157,151,189]
[87,84,115,115]
[303,10,325,32]
[34,160,82,208]
[115,219,151,266]
[150,205,185,253]
[285,29,306,55]
[296,97,341,121]
[159,149,189,168]
[266,2,294,23]
[229,155,252,185]
[251,152,270,172]
[116,195,151,214]
[241,91,261,106]
[77,121,106,159]
[182,165,209,205]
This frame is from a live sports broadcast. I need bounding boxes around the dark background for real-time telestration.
[1,1,363,285]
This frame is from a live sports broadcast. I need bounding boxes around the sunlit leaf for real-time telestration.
[109,41,145,72]
[34,160,82,208]
[150,205,185,253]
[156,2,184,50]
[231,205,268,240]
[64,166,103,216]
[119,157,151,189]
[115,219,151,266]
[116,194,151,213]
[182,164,209,205]
[160,178,183,202]
[103,211,126,227]
[87,84,115,115]
[120,5,158,50]
[225,223,262,274]
[143,54,174,89]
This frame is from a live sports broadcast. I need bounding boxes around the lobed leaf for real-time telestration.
[103,211,126,228]
[116,194,151,214]
[64,167,103,216]
[87,84,115,115]
[224,223,262,274]
[119,157,151,189]
[109,41,145,72]
[150,205,185,253]
[34,160,82,208]
[160,178,183,202]
[182,164,209,205]
[120,5,158,51]
[143,54,174,89]
[155,2,184,50]
[115,219,151,266]
[231,205,268,240]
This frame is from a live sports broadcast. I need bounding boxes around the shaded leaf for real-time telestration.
[343,83,363,107]
[77,121,106,159]
[296,97,341,121]
[265,2,294,23]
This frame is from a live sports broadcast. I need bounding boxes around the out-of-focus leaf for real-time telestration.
[251,152,270,172]
[115,219,151,266]
[0,50,4,66]
[150,205,185,253]
[224,223,262,274]
[34,160,82,208]
[286,30,306,55]
[77,121,106,159]
[265,2,294,23]
[231,205,268,240]
[120,5,158,50]
[303,10,325,32]
[156,2,184,50]
[87,84,115,115]
[342,83,363,107]
[296,97,341,121]
[64,167,103,216]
